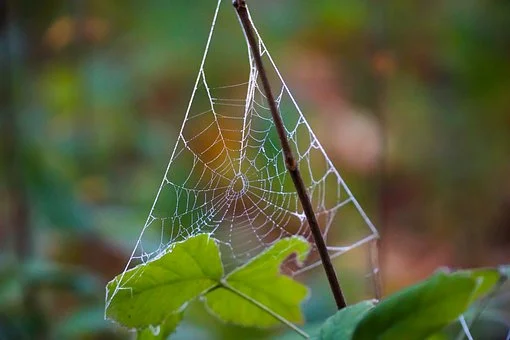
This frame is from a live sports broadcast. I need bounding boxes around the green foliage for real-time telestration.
[205,237,310,327]
[105,234,310,337]
[105,232,507,340]
[315,300,375,340]
[352,269,501,340]
[54,305,110,339]
[462,268,501,302]
[0,257,115,339]
[105,234,223,328]
[0,258,102,306]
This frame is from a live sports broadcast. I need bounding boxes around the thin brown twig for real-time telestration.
[233,0,347,310]
[369,238,382,301]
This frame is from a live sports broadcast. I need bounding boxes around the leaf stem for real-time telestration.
[233,0,347,309]
[221,281,309,339]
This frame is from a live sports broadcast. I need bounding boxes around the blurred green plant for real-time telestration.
[0,256,124,339]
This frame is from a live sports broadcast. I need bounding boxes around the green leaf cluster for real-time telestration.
[106,233,507,340]
[315,268,503,340]
[105,234,310,338]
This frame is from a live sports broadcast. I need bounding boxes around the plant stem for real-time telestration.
[369,238,382,301]
[221,281,309,339]
[233,0,347,309]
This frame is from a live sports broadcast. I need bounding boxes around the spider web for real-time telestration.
[114,0,378,294]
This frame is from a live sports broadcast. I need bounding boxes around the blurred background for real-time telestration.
[1,0,509,339]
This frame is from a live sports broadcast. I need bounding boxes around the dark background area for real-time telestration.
[1,0,509,339]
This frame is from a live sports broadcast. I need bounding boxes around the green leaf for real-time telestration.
[316,300,376,340]
[426,268,505,340]
[353,270,479,340]
[204,236,310,327]
[137,313,183,340]
[460,268,501,302]
[277,322,323,340]
[425,333,449,340]
[105,234,223,328]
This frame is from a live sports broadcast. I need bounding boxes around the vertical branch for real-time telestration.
[233,0,347,309]
[368,0,388,301]
[369,238,382,300]
[362,6,387,297]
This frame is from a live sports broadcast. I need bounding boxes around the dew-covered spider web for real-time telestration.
[112,0,379,298]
